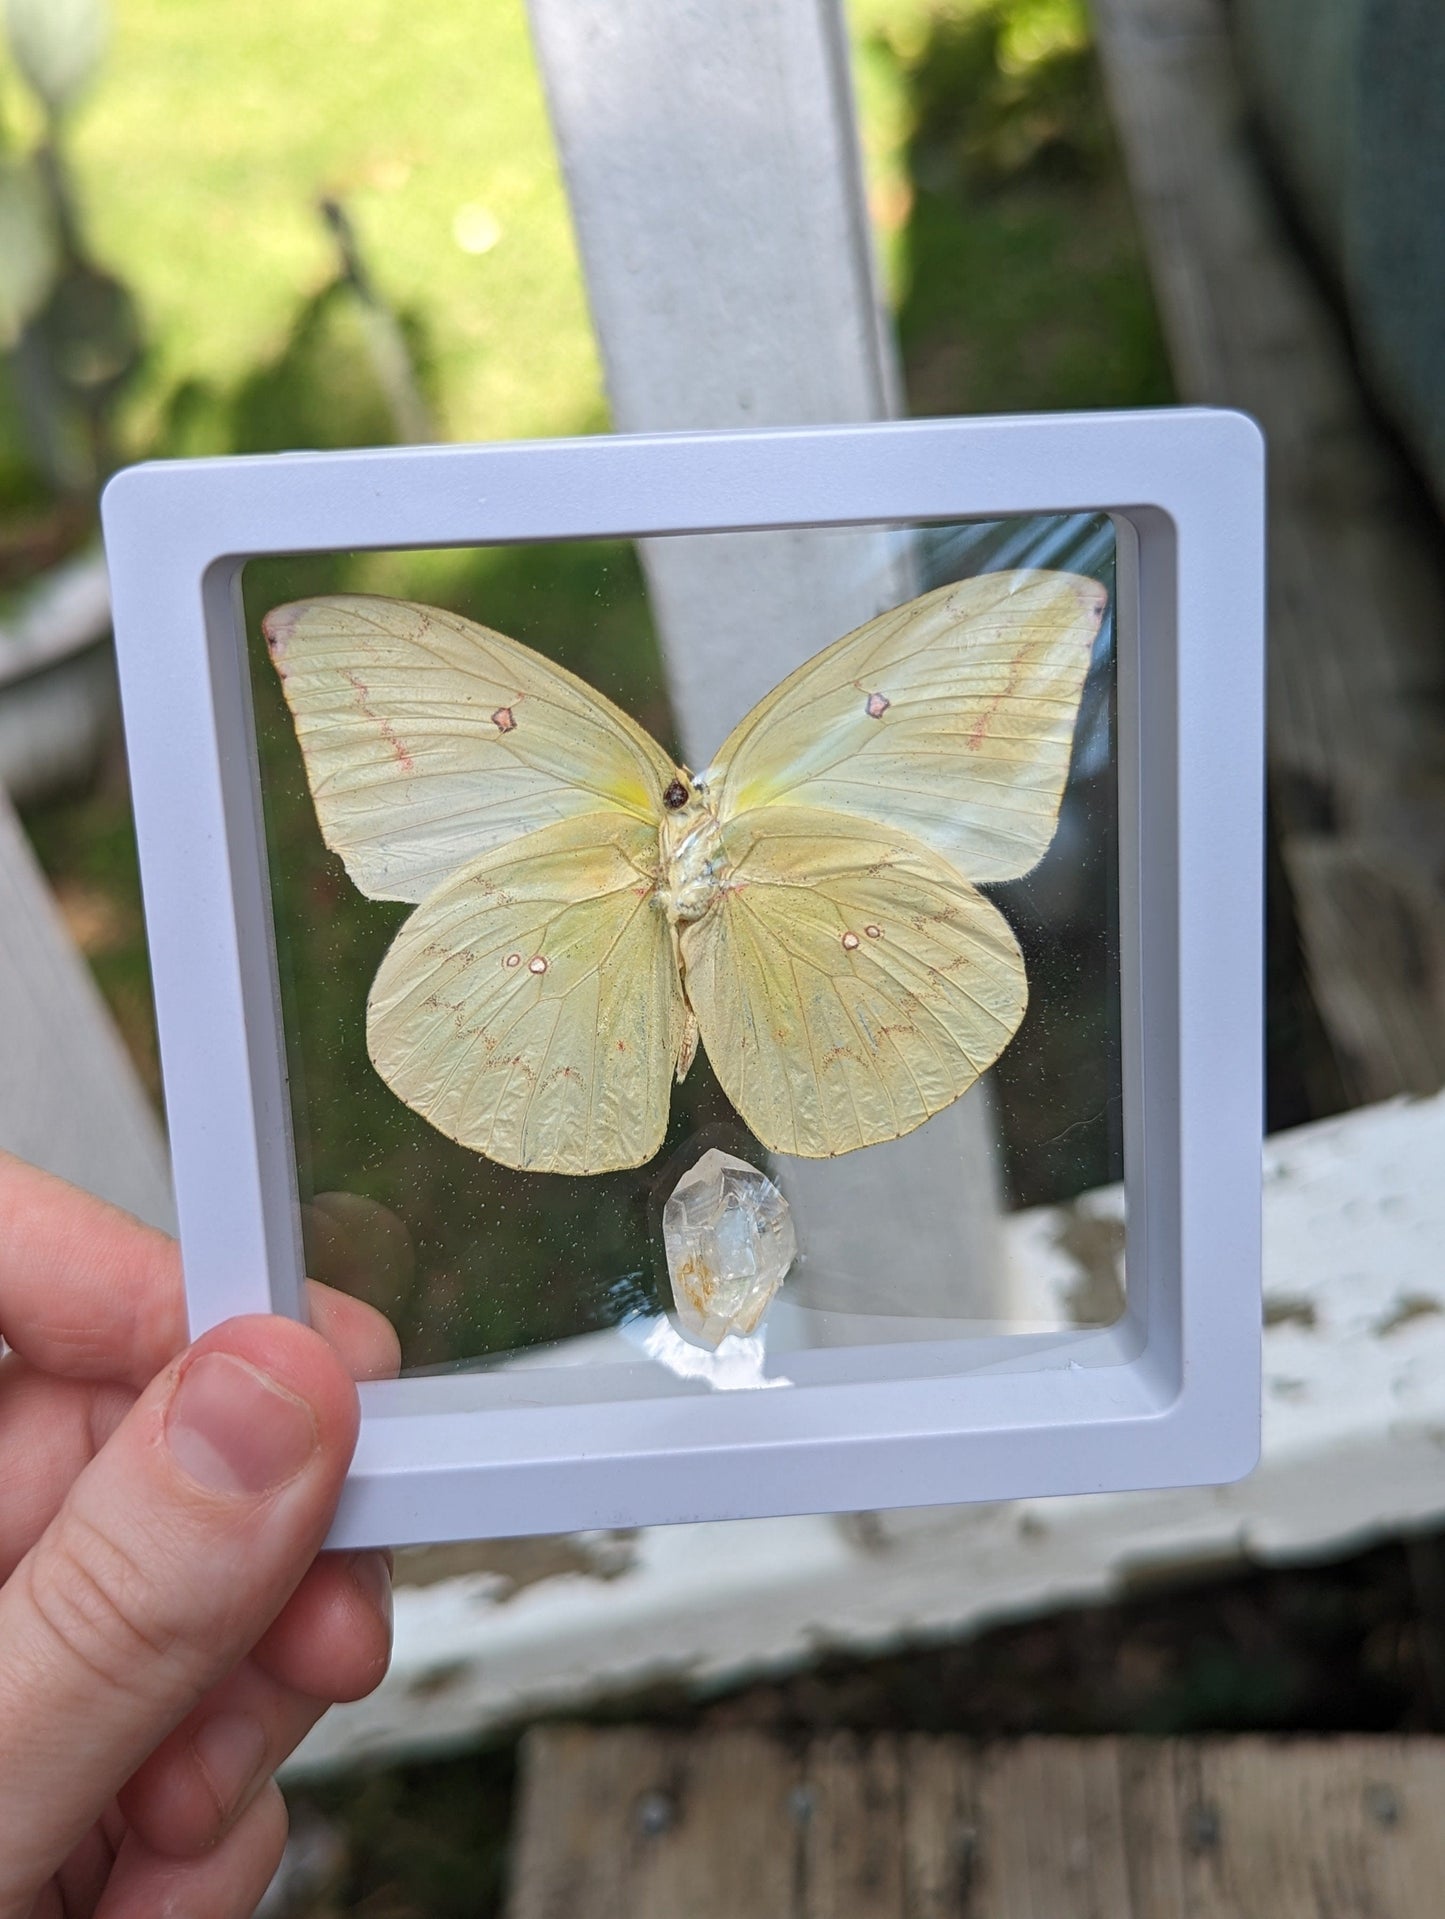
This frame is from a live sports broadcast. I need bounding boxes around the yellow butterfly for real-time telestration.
[263,569,1104,1175]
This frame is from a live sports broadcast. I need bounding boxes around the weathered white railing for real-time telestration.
[290,1086,1445,1772]
[0,782,173,1230]
[0,545,116,801]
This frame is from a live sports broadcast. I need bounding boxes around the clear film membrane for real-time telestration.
[242,512,1123,1391]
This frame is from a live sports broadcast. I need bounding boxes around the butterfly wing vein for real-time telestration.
[681,807,1028,1158]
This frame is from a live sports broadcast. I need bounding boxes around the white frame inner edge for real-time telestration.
[100,411,1265,1548]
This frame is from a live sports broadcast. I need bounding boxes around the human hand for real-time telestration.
[0,1153,400,1918]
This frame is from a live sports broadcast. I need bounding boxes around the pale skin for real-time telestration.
[0,1152,401,1919]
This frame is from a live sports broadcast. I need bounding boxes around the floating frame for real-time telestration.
[101,411,1265,1547]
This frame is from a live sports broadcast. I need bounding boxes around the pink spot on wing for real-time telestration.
[504,952,522,969]
[492,706,517,734]
[865,924,882,939]
[841,931,860,951]
[528,955,548,974]
[865,691,890,719]
[261,604,299,656]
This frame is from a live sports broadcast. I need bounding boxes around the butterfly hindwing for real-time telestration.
[263,594,678,904]
[366,813,684,1175]
[706,569,1105,883]
[679,806,1027,1159]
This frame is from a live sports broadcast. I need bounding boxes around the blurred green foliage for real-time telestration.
[6,0,602,457]
[858,0,1173,415]
[0,0,145,507]
[161,263,434,462]
[299,1744,516,1918]
[907,0,1108,189]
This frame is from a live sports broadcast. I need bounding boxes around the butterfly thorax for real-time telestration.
[655,784,727,926]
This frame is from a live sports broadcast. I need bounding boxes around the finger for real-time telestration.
[0,1153,184,1387]
[117,1658,324,1860]
[0,1369,131,1578]
[120,1554,391,1858]
[0,1151,401,1392]
[0,1286,395,1579]
[252,1549,394,1700]
[51,1812,125,1919]
[305,1281,401,1383]
[0,1316,357,1919]
[95,1781,289,1919]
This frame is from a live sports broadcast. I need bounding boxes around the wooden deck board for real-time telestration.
[508,1725,804,1919]
[507,1729,1445,1918]
[1090,0,1445,1104]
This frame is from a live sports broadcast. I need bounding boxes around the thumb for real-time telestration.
[0,1316,359,1914]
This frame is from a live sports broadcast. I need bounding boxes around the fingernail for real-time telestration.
[191,1711,269,1825]
[166,1351,319,1497]
[350,1550,394,1633]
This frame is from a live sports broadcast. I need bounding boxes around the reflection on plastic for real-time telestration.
[622,1314,793,1392]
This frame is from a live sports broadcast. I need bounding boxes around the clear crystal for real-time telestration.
[663,1148,796,1348]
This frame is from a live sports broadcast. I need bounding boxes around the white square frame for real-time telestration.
[101,411,1264,1549]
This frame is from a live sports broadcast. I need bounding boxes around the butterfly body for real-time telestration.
[654,780,728,928]
[264,569,1102,1175]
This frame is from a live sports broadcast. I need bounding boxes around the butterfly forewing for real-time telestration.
[706,569,1105,883]
[263,595,677,903]
[366,813,684,1175]
[680,806,1027,1159]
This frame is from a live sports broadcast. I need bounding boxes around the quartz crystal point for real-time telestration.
[663,1148,796,1348]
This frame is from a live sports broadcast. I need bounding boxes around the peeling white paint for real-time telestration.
[288,1091,1445,1776]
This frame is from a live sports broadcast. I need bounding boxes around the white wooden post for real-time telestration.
[527,0,1005,1317]
[0,786,174,1229]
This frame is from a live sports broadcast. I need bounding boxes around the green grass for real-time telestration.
[44,0,605,452]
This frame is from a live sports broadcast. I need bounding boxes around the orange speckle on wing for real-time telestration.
[343,667,414,770]
[966,649,1026,751]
